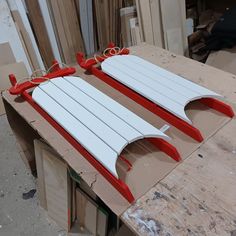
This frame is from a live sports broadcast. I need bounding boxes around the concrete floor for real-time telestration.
[0,114,66,236]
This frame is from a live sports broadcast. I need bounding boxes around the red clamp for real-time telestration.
[9,60,76,95]
[77,42,129,70]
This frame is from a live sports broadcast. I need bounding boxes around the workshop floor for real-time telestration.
[0,114,66,236]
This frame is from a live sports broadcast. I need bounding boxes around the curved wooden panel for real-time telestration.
[101,55,222,123]
[32,76,170,178]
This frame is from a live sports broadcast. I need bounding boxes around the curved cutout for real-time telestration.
[108,134,177,178]
[182,94,223,124]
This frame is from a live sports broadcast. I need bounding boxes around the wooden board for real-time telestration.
[48,0,85,64]
[24,0,54,68]
[78,0,95,55]
[0,42,15,66]
[76,188,98,235]
[120,6,137,47]
[94,0,110,50]
[97,207,108,236]
[130,18,141,46]
[149,0,164,48]
[43,148,71,231]
[137,0,154,44]
[160,0,185,55]
[34,139,57,210]
[37,0,63,63]
[121,115,236,235]
[0,0,31,73]
[0,62,28,92]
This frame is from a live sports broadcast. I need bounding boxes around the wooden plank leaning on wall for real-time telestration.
[7,0,45,72]
[94,0,110,51]
[25,0,54,68]
[135,0,187,55]
[47,0,85,64]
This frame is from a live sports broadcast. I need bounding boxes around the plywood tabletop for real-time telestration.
[2,43,236,233]
[121,44,236,235]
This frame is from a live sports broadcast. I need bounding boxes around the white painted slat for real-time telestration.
[51,77,142,142]
[39,81,128,153]
[64,76,169,140]
[32,87,118,177]
[101,55,222,123]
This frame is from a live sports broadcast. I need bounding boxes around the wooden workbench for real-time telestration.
[120,44,236,235]
[3,44,236,235]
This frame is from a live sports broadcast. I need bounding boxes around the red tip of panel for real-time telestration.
[9,74,17,86]
[201,98,234,118]
[147,138,182,162]
[51,60,60,72]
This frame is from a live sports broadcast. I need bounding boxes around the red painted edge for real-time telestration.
[9,67,76,95]
[120,155,133,171]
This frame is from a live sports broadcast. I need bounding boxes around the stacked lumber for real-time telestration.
[120,6,137,47]
[24,0,54,68]
[47,0,85,64]
[135,0,187,55]
[94,0,110,50]
[94,0,123,50]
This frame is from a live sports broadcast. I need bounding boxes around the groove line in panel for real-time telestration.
[39,81,127,153]
[64,76,169,138]
[101,55,222,123]
[50,77,142,142]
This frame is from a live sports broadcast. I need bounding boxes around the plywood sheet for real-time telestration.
[102,55,221,123]
[206,47,236,75]
[0,42,15,66]
[0,0,31,73]
[43,148,71,231]
[160,0,185,55]
[76,188,97,235]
